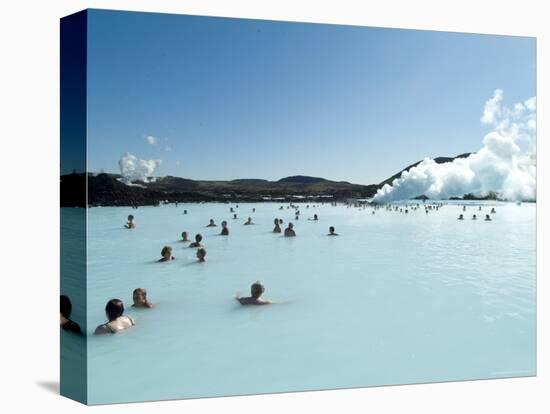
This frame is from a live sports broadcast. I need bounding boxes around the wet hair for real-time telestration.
[288,222,294,228]
[195,233,203,242]
[127,215,134,221]
[182,231,188,238]
[105,299,124,321]
[221,220,228,227]
[197,248,207,258]
[274,218,279,225]
[251,281,265,298]
[329,226,335,233]
[161,246,172,257]
[60,295,72,318]
[209,219,215,223]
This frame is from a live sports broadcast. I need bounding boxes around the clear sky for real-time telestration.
[86,9,535,184]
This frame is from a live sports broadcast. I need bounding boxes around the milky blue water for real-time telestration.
[61,201,536,404]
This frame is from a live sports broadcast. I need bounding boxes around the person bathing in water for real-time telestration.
[181,231,190,242]
[125,214,136,229]
[233,213,238,219]
[206,219,217,227]
[132,288,154,308]
[458,214,464,220]
[273,218,281,233]
[60,295,81,334]
[94,299,135,334]
[244,217,254,225]
[196,248,207,262]
[159,246,175,262]
[189,234,203,248]
[220,221,229,236]
[309,214,318,221]
[235,281,272,305]
[485,214,492,221]
[328,226,338,236]
[284,222,296,237]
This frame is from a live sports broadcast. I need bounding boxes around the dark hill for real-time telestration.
[278,175,328,184]
[62,153,477,207]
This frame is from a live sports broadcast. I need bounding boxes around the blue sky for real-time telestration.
[86,9,535,184]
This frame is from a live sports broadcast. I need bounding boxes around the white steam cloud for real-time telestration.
[118,153,162,185]
[373,89,536,202]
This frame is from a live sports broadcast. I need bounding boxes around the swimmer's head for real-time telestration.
[105,299,124,321]
[161,246,172,259]
[288,222,294,229]
[329,226,335,234]
[196,248,207,261]
[274,218,279,225]
[182,231,188,240]
[60,295,72,318]
[127,215,134,221]
[251,281,265,298]
[195,233,203,242]
[221,220,228,228]
[209,219,215,225]
[132,288,147,306]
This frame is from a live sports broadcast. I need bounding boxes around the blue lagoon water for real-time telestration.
[62,202,536,404]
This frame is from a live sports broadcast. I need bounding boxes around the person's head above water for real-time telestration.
[132,288,152,308]
[195,233,203,242]
[221,220,228,228]
[105,299,124,322]
[181,231,189,240]
[288,222,294,229]
[161,246,173,260]
[329,226,336,234]
[251,281,265,299]
[60,295,72,319]
[196,248,207,262]
[127,215,134,221]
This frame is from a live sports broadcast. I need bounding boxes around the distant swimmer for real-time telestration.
[458,214,464,220]
[372,211,375,215]
[284,222,296,237]
[244,217,254,225]
[235,281,272,305]
[181,231,190,242]
[132,288,154,308]
[472,214,477,220]
[233,213,238,219]
[310,214,318,221]
[478,206,482,211]
[230,207,234,213]
[252,208,256,213]
[189,234,203,248]
[462,205,466,211]
[221,221,229,236]
[485,214,492,221]
[279,206,284,210]
[60,295,81,334]
[273,218,282,233]
[184,210,188,215]
[405,209,408,214]
[206,219,217,227]
[94,299,135,335]
[159,246,175,262]
[196,248,207,262]
[125,214,136,229]
[279,218,283,224]
[328,226,339,236]
[491,208,496,214]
